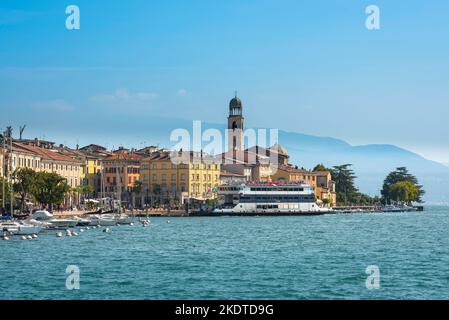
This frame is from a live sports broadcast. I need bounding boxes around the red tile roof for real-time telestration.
[12,142,82,163]
[103,152,143,161]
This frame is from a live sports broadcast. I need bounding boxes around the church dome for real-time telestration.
[229,96,242,109]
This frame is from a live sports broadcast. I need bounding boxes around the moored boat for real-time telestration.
[89,214,117,226]
[30,210,78,229]
[207,182,332,216]
[72,216,91,226]
[0,221,42,236]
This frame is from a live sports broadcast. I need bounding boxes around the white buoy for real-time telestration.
[3,236,10,241]
[130,222,134,226]
[21,236,27,240]
[32,234,38,238]
[56,232,63,237]
[167,220,170,224]
[103,228,110,233]
[26,235,32,240]
[72,232,78,236]
[80,229,84,232]
[66,230,72,237]
[86,227,90,230]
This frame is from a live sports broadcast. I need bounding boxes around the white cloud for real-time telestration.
[90,88,159,103]
[31,99,73,111]
[177,89,190,97]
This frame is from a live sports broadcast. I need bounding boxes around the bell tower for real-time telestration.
[227,92,244,152]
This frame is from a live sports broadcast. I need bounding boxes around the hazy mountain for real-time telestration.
[279,130,449,204]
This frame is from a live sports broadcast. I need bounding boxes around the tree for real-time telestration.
[0,177,12,212]
[32,172,71,210]
[151,183,161,207]
[13,168,36,213]
[82,184,94,198]
[330,164,359,204]
[132,180,142,194]
[312,163,328,172]
[5,126,13,138]
[388,181,420,205]
[381,167,424,203]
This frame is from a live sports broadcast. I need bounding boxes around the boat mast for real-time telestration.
[8,135,13,218]
[1,131,5,214]
[116,160,122,213]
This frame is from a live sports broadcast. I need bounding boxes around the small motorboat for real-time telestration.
[89,214,117,226]
[73,216,91,227]
[31,210,78,229]
[114,214,133,225]
[0,221,42,236]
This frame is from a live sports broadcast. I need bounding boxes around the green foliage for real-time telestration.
[13,168,37,213]
[32,172,71,210]
[381,167,424,203]
[80,184,94,197]
[329,164,380,206]
[388,181,420,205]
[329,164,358,204]
[0,177,12,208]
[133,180,142,194]
[312,163,328,172]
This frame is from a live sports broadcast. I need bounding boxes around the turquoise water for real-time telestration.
[1,206,449,300]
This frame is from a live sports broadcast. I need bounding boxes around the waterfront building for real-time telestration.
[220,170,246,185]
[271,165,336,205]
[80,153,106,197]
[12,143,83,188]
[58,145,111,198]
[140,150,221,205]
[101,150,143,204]
[10,142,83,207]
[13,137,56,149]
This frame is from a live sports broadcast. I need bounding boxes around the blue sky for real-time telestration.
[1,0,448,163]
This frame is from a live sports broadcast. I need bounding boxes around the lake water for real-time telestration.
[1,206,449,300]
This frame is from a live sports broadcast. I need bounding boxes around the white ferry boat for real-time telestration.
[210,182,332,216]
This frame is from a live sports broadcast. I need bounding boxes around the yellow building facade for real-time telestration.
[141,151,221,204]
[80,156,102,196]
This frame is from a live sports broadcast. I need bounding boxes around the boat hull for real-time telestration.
[0,224,42,236]
[190,210,329,217]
